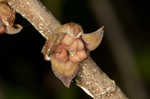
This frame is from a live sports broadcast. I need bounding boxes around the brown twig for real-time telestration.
[8,0,61,39]
[6,0,128,98]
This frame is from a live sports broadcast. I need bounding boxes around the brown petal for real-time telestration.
[6,24,23,35]
[42,32,65,61]
[61,34,74,46]
[69,52,81,63]
[77,50,87,61]
[82,26,104,51]
[54,44,69,62]
[0,2,15,26]
[55,22,83,38]
[0,21,5,34]
[50,56,79,88]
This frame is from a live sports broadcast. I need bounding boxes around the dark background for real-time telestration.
[0,0,150,99]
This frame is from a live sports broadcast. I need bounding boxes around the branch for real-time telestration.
[8,0,61,39]
[6,0,128,98]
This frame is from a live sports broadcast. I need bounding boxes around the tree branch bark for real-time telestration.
[8,0,61,39]
[6,0,128,98]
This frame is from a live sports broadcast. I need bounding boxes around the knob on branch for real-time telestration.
[42,22,104,87]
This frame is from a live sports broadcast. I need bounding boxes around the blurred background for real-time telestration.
[0,0,150,99]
